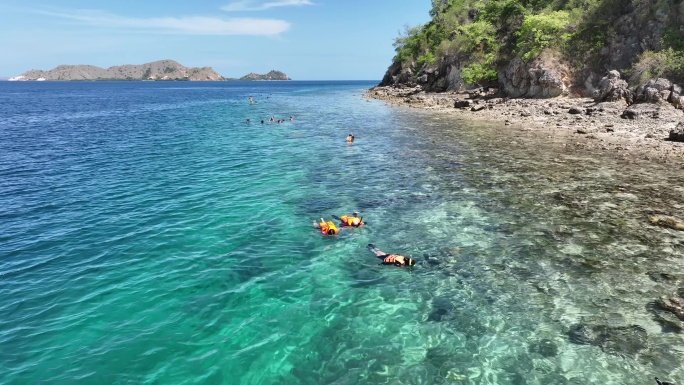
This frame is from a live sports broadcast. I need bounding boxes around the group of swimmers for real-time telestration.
[246,95,408,266]
[245,116,293,124]
[246,96,293,124]
[313,212,415,267]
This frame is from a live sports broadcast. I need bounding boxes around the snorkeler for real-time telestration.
[313,218,338,235]
[333,213,363,227]
[367,244,415,267]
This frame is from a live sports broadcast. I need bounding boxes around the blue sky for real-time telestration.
[0,1,431,80]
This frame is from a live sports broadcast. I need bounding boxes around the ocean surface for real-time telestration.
[1,81,683,385]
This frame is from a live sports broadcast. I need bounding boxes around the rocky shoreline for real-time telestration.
[366,85,684,166]
[367,84,684,334]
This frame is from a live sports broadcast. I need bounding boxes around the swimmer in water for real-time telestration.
[367,244,415,267]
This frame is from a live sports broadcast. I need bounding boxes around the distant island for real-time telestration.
[8,60,291,81]
[237,70,291,81]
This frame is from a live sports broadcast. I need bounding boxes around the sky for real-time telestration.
[0,1,432,80]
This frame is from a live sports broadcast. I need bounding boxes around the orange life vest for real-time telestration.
[319,220,338,235]
[340,215,361,227]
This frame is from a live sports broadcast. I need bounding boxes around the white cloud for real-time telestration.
[221,0,314,12]
[40,9,290,35]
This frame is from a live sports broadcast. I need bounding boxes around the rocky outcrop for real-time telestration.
[658,296,684,320]
[417,64,469,92]
[670,121,684,142]
[499,58,568,98]
[379,61,416,88]
[380,60,469,93]
[594,70,632,104]
[634,78,684,109]
[655,289,684,330]
[13,60,224,81]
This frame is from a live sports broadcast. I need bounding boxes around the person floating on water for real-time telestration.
[334,212,363,227]
[346,132,354,143]
[249,96,254,104]
[246,119,251,124]
[313,218,338,235]
[289,116,293,122]
[269,116,275,122]
[367,244,415,267]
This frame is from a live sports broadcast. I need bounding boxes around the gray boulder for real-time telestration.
[633,78,684,110]
[635,78,674,103]
[670,121,684,142]
[621,103,682,121]
[594,70,633,104]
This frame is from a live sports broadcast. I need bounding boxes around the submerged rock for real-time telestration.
[649,215,684,231]
[567,324,648,356]
[658,296,684,321]
[528,338,559,357]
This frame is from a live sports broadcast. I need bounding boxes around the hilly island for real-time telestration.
[8,59,290,81]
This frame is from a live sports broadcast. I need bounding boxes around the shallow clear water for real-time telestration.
[1,81,683,385]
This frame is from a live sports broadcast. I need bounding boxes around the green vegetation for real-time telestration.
[631,48,684,84]
[390,0,684,86]
[515,11,570,61]
[142,68,152,79]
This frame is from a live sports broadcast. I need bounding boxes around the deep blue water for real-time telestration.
[1,81,683,385]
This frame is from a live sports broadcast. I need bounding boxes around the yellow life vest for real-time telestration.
[340,215,362,227]
[320,220,338,235]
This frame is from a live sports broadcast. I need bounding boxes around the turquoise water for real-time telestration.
[1,81,683,384]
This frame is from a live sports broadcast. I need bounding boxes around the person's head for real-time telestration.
[352,211,359,217]
[327,228,335,235]
[395,255,414,267]
[351,218,361,226]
